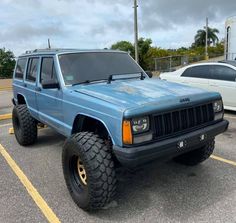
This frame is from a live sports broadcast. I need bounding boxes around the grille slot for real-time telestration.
[154,103,214,139]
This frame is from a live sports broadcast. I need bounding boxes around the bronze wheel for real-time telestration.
[62,132,116,210]
[77,158,87,186]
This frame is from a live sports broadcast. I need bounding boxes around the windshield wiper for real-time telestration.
[107,72,145,84]
[72,80,90,86]
[72,73,145,86]
[72,79,107,86]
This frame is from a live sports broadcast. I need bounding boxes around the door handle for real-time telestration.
[35,87,41,92]
[209,84,218,87]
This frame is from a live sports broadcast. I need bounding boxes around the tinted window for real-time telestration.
[219,60,236,67]
[15,58,27,79]
[59,52,143,85]
[40,57,57,83]
[211,65,236,82]
[26,58,39,82]
[181,65,211,79]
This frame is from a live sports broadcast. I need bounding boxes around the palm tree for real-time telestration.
[194,27,219,47]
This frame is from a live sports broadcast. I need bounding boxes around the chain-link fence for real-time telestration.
[154,54,224,72]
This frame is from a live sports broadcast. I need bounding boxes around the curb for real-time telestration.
[0,113,12,121]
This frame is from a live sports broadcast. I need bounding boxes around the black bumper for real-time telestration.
[113,120,229,167]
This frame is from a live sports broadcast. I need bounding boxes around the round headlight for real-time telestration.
[131,116,150,134]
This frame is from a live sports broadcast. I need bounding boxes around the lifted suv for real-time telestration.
[12,49,228,210]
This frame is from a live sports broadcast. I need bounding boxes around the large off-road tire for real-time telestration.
[12,105,37,146]
[173,139,215,166]
[62,132,116,211]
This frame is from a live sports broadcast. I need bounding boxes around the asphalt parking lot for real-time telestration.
[0,89,236,223]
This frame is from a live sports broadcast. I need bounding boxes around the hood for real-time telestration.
[72,79,219,115]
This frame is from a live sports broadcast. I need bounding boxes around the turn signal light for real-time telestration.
[122,120,133,144]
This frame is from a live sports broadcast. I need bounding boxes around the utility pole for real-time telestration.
[48,38,51,49]
[205,17,209,60]
[134,0,139,63]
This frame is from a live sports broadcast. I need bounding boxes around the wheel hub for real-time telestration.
[77,158,87,185]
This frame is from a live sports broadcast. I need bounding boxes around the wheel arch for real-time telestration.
[16,93,27,105]
[71,113,115,145]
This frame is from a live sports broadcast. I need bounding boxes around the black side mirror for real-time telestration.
[42,79,60,89]
[145,71,153,78]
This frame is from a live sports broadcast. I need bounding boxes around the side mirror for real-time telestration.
[145,71,153,78]
[42,79,60,89]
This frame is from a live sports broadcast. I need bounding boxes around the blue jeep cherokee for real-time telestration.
[12,49,228,210]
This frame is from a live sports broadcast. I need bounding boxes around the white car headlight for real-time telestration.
[131,116,150,134]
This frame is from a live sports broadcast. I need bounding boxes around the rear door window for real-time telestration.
[210,65,236,82]
[26,58,39,82]
[181,66,211,79]
[15,58,27,79]
[40,57,57,83]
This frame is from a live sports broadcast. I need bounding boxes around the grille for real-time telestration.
[154,103,214,138]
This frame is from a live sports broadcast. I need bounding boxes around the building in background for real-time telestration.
[225,16,236,60]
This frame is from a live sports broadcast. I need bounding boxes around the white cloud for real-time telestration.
[0,0,234,56]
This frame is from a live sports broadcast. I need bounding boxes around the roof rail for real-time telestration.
[33,48,53,52]
[25,48,81,54]
[25,50,32,54]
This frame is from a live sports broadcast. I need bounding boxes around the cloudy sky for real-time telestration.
[0,0,235,56]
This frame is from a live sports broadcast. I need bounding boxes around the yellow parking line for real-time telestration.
[0,86,12,89]
[211,155,236,167]
[9,127,14,134]
[0,88,12,92]
[0,113,12,120]
[0,144,61,223]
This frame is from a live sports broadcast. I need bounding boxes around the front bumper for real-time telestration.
[113,120,229,167]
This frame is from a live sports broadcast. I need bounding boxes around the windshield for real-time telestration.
[58,52,143,85]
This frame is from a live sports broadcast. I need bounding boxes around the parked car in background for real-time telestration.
[219,60,236,67]
[160,62,236,111]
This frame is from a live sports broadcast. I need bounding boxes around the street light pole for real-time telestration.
[134,0,139,63]
[205,17,209,60]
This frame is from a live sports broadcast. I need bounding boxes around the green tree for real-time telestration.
[110,35,224,71]
[111,41,134,57]
[138,38,152,70]
[0,48,16,79]
[193,27,219,47]
[143,47,170,70]
[110,38,153,70]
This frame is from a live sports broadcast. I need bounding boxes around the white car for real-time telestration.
[160,62,236,111]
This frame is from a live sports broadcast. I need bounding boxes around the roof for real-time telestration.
[173,61,236,72]
[19,48,126,57]
[219,60,236,67]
